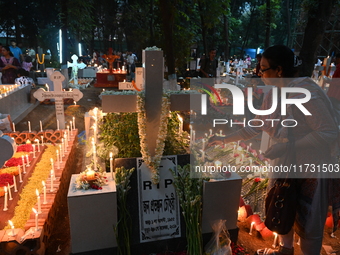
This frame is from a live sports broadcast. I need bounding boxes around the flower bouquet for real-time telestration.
[75,169,108,190]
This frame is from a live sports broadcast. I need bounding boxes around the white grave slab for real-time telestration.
[67,174,117,253]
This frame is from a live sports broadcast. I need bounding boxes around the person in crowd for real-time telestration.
[26,46,36,63]
[15,68,35,87]
[199,48,218,78]
[125,51,137,80]
[255,53,262,76]
[327,53,340,113]
[22,56,33,72]
[0,46,21,84]
[0,43,3,56]
[208,45,340,255]
[9,40,23,63]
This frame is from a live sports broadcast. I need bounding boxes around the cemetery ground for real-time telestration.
[12,83,340,255]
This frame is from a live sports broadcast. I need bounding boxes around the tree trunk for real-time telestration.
[198,1,208,55]
[299,0,335,77]
[265,0,271,48]
[159,0,176,76]
[223,14,229,61]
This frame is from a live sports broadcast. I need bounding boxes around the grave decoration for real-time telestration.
[95,48,127,87]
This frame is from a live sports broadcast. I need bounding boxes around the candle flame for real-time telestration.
[273,232,278,237]
[32,208,37,214]
[4,186,7,192]
[42,181,45,187]
[110,152,113,158]
[36,189,39,196]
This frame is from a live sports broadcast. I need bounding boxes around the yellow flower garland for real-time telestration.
[2,145,57,230]
[36,53,45,65]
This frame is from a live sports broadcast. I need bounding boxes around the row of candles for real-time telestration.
[12,117,76,133]
[3,127,76,236]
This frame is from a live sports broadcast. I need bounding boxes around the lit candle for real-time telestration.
[26,155,30,167]
[57,119,60,130]
[209,129,212,136]
[40,120,43,132]
[3,186,8,211]
[28,121,31,132]
[233,144,236,152]
[32,144,36,158]
[40,135,44,146]
[12,122,15,132]
[74,101,76,106]
[13,175,17,192]
[35,139,40,152]
[249,221,255,235]
[50,170,54,192]
[259,150,262,155]
[67,125,70,141]
[272,232,278,248]
[72,116,75,130]
[42,181,47,204]
[45,83,49,91]
[50,158,54,172]
[202,139,205,151]
[86,170,95,180]
[110,152,113,180]
[36,189,41,213]
[18,165,23,182]
[7,183,12,200]
[61,138,65,156]
[93,147,97,170]
[246,146,249,152]
[249,143,252,149]
[59,144,63,159]
[56,150,60,169]
[8,220,15,236]
[32,208,38,231]
[69,121,73,132]
[192,130,196,143]
[220,130,223,136]
[21,156,26,174]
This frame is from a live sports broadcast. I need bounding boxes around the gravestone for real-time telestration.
[67,54,86,86]
[102,49,241,252]
[33,71,83,129]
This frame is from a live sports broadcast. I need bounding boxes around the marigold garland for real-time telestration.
[2,145,57,230]
[137,93,170,184]
[36,53,45,65]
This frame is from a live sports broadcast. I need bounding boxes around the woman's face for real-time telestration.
[2,48,9,56]
[259,56,281,86]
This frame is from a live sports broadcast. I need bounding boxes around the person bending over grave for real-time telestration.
[0,46,21,84]
[208,45,340,255]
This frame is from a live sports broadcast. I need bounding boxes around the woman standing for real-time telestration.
[0,46,21,84]
[209,45,340,255]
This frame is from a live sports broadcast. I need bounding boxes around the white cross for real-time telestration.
[33,71,83,129]
[67,54,86,86]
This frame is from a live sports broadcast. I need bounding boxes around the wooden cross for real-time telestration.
[67,54,87,86]
[33,71,83,129]
[102,48,120,74]
[102,50,200,156]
